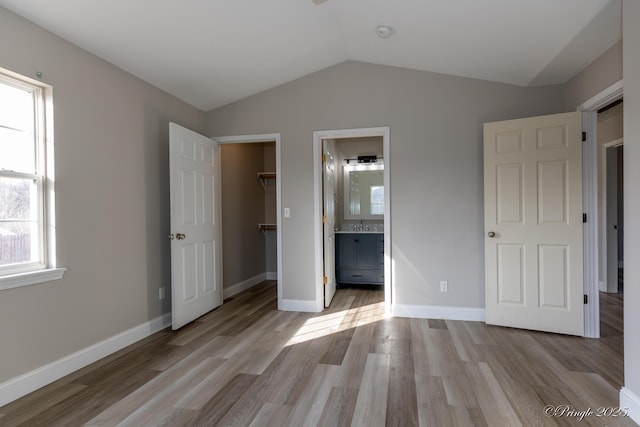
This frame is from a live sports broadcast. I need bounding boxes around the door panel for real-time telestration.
[170,123,222,330]
[323,142,337,307]
[484,112,583,336]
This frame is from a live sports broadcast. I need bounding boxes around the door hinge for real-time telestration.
[584,294,588,304]
[583,213,587,223]
[322,154,327,163]
[323,276,328,285]
[322,215,327,224]
[582,131,587,142]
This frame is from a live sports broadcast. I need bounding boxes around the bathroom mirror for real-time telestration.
[343,163,384,219]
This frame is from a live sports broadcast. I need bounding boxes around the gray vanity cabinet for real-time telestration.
[335,233,384,285]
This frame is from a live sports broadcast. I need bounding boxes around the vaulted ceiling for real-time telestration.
[0,0,622,111]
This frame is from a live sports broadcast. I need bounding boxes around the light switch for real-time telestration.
[284,208,290,218]
[440,281,448,292]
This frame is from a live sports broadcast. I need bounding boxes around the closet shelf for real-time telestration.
[257,172,276,188]
[257,223,277,236]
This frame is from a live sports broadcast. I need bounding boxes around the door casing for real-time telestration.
[578,79,624,338]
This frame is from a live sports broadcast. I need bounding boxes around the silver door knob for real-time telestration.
[488,231,496,238]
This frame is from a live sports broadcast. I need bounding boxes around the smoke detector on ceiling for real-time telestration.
[376,25,392,39]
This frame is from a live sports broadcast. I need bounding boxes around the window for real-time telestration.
[0,69,64,289]
[370,185,384,215]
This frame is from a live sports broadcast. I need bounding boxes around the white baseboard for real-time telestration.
[392,304,486,322]
[280,299,320,312]
[0,313,171,408]
[599,281,606,292]
[620,387,640,425]
[223,273,267,299]
[266,271,277,280]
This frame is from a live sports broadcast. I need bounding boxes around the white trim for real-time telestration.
[620,387,640,425]
[604,137,624,149]
[582,111,600,338]
[599,280,606,292]
[266,271,277,280]
[212,133,283,311]
[223,273,267,299]
[577,79,623,339]
[577,80,624,112]
[312,127,391,314]
[392,304,486,322]
[280,299,319,312]
[0,267,66,291]
[0,313,171,407]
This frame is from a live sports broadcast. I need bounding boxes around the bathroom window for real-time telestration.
[370,185,384,215]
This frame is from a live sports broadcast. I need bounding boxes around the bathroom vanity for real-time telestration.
[335,232,384,286]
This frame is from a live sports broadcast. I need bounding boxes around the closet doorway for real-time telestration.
[215,134,283,309]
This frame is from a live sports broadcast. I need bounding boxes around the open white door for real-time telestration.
[484,112,584,336]
[169,123,222,330]
[323,142,337,307]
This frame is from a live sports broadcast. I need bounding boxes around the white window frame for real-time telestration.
[0,68,65,290]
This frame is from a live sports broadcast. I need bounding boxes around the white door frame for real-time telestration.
[312,127,391,313]
[578,79,623,338]
[212,133,283,310]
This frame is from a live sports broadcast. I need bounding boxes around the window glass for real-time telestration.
[0,177,39,266]
[0,83,36,173]
[370,185,384,215]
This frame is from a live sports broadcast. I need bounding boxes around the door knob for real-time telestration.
[488,231,496,238]
[168,234,174,240]
[176,233,186,240]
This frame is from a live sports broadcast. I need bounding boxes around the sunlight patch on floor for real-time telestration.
[286,302,386,346]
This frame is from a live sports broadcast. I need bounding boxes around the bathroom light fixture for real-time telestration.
[376,25,392,39]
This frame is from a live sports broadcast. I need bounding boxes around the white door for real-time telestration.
[323,142,337,307]
[484,112,584,336]
[169,123,222,330]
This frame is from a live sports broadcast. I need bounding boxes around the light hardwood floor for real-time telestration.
[0,281,634,426]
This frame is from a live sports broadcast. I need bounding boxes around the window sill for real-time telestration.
[0,268,67,291]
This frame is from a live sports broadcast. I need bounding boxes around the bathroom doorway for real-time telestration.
[313,127,391,313]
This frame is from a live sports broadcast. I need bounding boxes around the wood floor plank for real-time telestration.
[350,353,390,427]
[415,375,455,427]
[186,373,259,426]
[284,363,341,426]
[386,348,419,426]
[317,387,359,427]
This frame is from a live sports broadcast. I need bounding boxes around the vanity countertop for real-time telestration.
[335,230,383,234]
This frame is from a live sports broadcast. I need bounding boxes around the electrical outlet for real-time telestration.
[284,207,290,218]
[440,281,448,292]
[159,287,166,300]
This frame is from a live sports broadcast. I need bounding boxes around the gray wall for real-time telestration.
[0,7,205,382]
[207,61,565,306]
[623,0,640,408]
[564,40,622,111]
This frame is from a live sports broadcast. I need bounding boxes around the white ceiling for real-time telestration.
[0,0,622,111]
